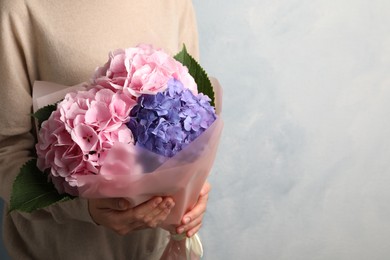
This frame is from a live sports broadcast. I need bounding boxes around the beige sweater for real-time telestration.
[0,0,199,259]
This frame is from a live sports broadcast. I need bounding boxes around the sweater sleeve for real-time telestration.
[0,1,94,224]
[0,1,36,202]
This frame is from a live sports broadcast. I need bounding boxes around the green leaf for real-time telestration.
[174,45,215,106]
[9,159,73,213]
[33,104,57,129]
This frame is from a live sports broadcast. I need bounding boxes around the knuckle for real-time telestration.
[158,201,169,210]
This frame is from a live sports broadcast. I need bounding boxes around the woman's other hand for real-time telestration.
[176,181,211,237]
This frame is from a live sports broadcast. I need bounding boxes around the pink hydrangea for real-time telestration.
[92,44,198,97]
[36,87,136,195]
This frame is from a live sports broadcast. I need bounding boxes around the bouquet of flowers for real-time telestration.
[10,44,223,260]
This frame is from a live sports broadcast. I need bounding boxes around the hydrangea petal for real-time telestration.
[71,124,99,153]
[128,78,216,157]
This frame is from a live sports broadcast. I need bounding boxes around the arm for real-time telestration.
[1,0,207,232]
[0,2,37,204]
[0,6,178,230]
[0,1,94,224]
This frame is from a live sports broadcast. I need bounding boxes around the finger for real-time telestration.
[88,199,128,228]
[180,192,208,226]
[152,197,175,221]
[176,213,203,235]
[92,198,130,211]
[141,197,172,220]
[132,197,164,219]
[113,198,165,231]
[186,223,202,238]
[139,197,175,227]
[200,181,211,196]
[155,197,175,215]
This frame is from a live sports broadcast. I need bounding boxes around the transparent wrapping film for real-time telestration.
[32,79,224,259]
[76,116,223,226]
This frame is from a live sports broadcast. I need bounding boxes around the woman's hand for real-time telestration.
[176,182,211,238]
[88,196,175,235]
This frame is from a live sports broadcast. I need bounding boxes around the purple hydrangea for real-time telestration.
[127,79,216,157]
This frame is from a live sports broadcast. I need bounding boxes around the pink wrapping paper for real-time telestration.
[75,115,223,227]
[32,78,224,260]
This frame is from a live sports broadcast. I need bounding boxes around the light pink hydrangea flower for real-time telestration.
[92,44,198,97]
[36,87,136,195]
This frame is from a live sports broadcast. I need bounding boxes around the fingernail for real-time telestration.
[177,227,184,234]
[183,217,190,224]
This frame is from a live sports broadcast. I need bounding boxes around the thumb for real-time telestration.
[99,198,130,211]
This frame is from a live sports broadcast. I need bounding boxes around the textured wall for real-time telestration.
[193,0,390,259]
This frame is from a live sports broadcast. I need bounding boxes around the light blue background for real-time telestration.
[193,0,390,260]
[2,1,390,259]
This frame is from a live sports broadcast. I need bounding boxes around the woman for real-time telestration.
[0,1,210,259]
